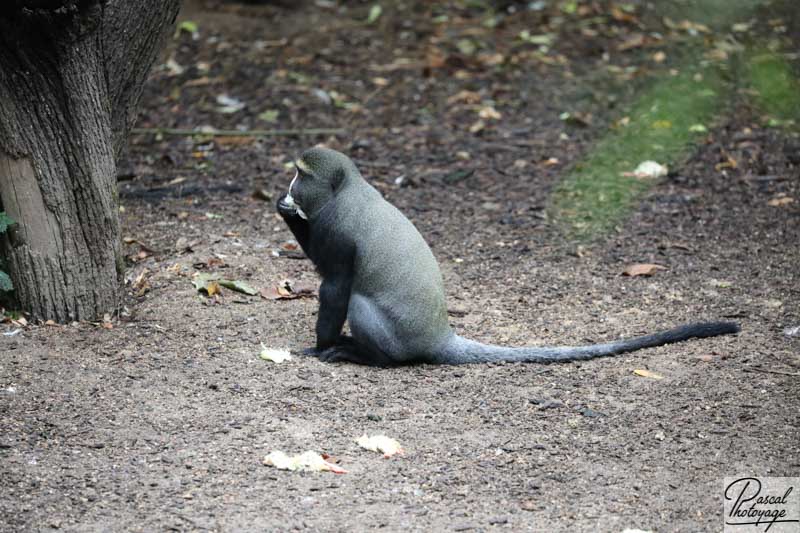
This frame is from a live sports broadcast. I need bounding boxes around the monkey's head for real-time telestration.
[285,147,360,219]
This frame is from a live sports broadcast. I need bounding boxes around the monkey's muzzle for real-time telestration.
[283,168,308,220]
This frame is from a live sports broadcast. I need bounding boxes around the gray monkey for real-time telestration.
[276,147,739,365]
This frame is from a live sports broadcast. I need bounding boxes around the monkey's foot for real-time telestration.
[301,336,355,358]
[317,345,372,365]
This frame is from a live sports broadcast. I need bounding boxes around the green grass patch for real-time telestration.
[745,51,800,127]
[551,68,727,237]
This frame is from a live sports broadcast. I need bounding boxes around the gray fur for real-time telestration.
[277,147,740,366]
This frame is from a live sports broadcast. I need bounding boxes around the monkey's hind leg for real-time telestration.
[345,294,407,366]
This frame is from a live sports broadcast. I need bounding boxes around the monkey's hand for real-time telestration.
[276,193,298,218]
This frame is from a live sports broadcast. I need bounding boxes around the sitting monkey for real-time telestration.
[276,147,738,365]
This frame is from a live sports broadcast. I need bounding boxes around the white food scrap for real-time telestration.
[259,344,292,363]
[356,435,404,458]
[263,451,347,474]
[623,160,668,179]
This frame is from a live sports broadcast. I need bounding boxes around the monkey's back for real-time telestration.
[340,182,452,354]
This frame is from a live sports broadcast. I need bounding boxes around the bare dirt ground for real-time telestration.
[2,1,799,531]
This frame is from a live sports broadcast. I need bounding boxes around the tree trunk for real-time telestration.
[0,0,180,322]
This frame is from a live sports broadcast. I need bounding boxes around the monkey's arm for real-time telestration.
[315,276,352,350]
[276,193,311,253]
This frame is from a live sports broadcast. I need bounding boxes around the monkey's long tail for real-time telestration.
[433,321,740,365]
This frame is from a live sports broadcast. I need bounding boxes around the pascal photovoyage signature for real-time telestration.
[725,477,798,531]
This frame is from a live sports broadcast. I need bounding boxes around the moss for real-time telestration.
[746,51,800,127]
[551,67,726,238]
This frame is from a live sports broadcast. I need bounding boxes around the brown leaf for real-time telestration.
[622,263,667,277]
[206,257,225,268]
[715,154,738,171]
[261,280,317,300]
[132,268,150,297]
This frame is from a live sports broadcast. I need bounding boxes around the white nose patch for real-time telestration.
[286,169,308,220]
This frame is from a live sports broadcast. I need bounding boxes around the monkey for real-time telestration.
[275,147,739,366]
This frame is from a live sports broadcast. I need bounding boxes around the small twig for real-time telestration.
[742,367,800,377]
[131,127,345,137]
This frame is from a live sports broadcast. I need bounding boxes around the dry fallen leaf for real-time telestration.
[131,268,150,297]
[715,154,738,171]
[217,279,258,296]
[617,33,647,51]
[633,369,664,380]
[356,435,404,458]
[469,119,486,134]
[206,280,221,296]
[622,264,667,277]
[768,196,794,207]
[166,263,184,274]
[477,52,504,67]
[260,279,317,300]
[478,106,502,120]
[263,451,347,474]
[192,273,257,296]
[610,5,640,23]
[446,90,481,106]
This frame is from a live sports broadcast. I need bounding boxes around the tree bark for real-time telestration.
[0,0,180,322]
